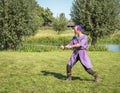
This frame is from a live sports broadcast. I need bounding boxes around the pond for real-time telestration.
[106,44,120,52]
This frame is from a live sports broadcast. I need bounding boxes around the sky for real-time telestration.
[35,0,73,20]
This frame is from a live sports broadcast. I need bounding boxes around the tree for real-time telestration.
[71,0,120,46]
[0,0,39,50]
[41,8,54,26]
[53,13,67,34]
[34,4,45,27]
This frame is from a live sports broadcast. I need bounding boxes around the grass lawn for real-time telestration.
[0,51,120,93]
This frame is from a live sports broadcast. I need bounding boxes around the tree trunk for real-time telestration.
[91,36,97,46]
[57,30,60,35]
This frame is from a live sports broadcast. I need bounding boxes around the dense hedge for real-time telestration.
[18,36,110,52]
[25,36,72,46]
[18,44,60,52]
[97,31,120,44]
[88,45,108,51]
[18,44,108,52]
[18,36,72,52]
[18,31,120,52]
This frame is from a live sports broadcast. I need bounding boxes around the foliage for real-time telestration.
[53,13,67,34]
[19,44,108,52]
[71,0,120,45]
[94,30,120,44]
[19,36,109,52]
[17,30,120,52]
[0,51,120,93]
[18,36,72,52]
[25,36,72,46]
[18,44,60,52]
[34,4,45,26]
[19,30,120,52]
[34,4,55,27]
[41,8,54,26]
[88,45,108,51]
[0,0,39,50]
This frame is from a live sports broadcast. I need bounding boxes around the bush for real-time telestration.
[0,0,39,50]
[18,44,60,52]
[19,36,110,52]
[88,45,108,51]
[26,36,72,46]
[18,36,72,52]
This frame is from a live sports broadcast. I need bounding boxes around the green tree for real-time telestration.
[71,0,120,46]
[53,13,67,34]
[41,8,54,26]
[34,5,55,27]
[0,0,39,50]
[34,4,45,27]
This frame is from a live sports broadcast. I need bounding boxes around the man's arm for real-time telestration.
[70,43,80,48]
[60,43,80,49]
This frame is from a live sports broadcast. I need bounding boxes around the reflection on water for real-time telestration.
[106,44,120,52]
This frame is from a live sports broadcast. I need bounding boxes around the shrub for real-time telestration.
[26,36,72,45]
[88,45,108,51]
[18,44,60,52]
[0,0,39,50]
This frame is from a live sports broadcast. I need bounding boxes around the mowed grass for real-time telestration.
[0,51,120,93]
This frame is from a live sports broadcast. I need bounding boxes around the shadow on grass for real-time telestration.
[41,70,93,81]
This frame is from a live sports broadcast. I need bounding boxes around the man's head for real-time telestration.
[74,25,82,34]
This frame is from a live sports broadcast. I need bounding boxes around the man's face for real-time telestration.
[74,26,78,34]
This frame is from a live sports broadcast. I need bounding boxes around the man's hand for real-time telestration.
[64,45,72,49]
[60,45,65,49]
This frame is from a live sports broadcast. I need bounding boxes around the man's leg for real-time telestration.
[66,64,72,81]
[66,55,79,81]
[82,65,99,82]
[78,56,99,82]
[86,68,99,82]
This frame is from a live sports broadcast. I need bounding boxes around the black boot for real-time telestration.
[86,69,99,82]
[93,72,99,82]
[66,73,72,81]
[66,64,72,81]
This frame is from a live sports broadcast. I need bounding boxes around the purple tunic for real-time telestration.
[68,34,92,69]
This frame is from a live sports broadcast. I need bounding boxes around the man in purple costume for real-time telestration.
[60,25,99,82]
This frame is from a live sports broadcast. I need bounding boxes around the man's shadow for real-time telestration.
[41,70,93,81]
